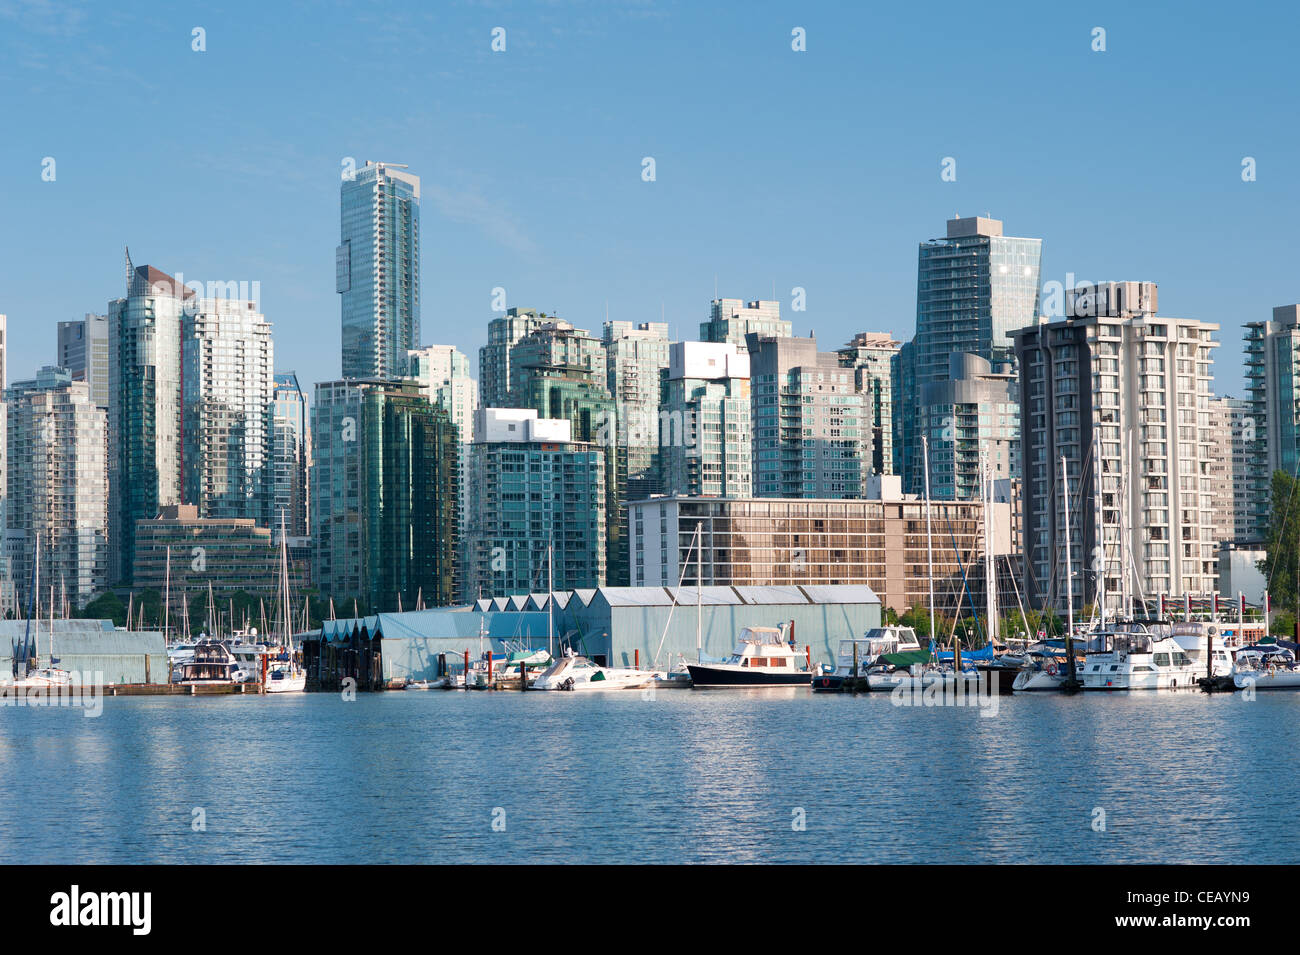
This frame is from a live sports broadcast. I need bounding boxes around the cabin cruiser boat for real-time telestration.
[177,642,241,685]
[687,626,811,688]
[1167,622,1245,678]
[531,651,655,691]
[814,626,920,691]
[1080,624,1199,690]
[1232,644,1300,690]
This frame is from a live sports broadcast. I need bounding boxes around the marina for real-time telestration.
[2,689,1298,865]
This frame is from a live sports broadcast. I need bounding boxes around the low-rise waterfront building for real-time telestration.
[628,482,1014,619]
[304,583,880,688]
[132,504,311,604]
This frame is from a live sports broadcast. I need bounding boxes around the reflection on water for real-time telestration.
[0,690,1294,864]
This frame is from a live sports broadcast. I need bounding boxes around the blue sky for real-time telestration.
[1,0,1296,399]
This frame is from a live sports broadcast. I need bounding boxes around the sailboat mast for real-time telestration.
[547,542,554,657]
[163,546,171,646]
[1094,429,1106,630]
[34,532,41,669]
[696,522,703,664]
[922,436,935,650]
[1062,455,1075,637]
[982,446,998,645]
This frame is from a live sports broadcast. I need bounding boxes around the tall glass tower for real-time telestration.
[337,161,420,379]
[108,255,192,584]
[899,215,1041,497]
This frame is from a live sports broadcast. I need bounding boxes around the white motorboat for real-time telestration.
[1167,622,1248,679]
[686,626,811,688]
[814,626,921,691]
[1232,645,1300,690]
[531,651,655,691]
[177,642,241,685]
[1080,625,1199,690]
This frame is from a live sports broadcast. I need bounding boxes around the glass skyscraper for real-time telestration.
[182,298,274,525]
[337,162,420,379]
[108,256,191,584]
[899,215,1041,498]
[311,379,459,612]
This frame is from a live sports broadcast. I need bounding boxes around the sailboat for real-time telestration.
[648,523,703,688]
[865,435,976,693]
[7,533,71,689]
[264,514,306,693]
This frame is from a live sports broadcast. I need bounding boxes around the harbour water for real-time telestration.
[1,690,1295,864]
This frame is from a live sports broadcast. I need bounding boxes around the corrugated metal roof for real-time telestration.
[0,620,117,636]
[551,592,572,610]
[797,584,879,605]
[474,599,491,612]
[507,595,529,611]
[733,585,810,605]
[593,587,676,607]
[490,597,510,612]
[571,589,597,607]
[664,586,743,606]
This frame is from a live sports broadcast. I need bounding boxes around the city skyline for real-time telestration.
[4,2,1299,402]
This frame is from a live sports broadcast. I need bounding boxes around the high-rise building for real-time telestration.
[1204,396,1257,547]
[56,314,110,408]
[270,372,311,537]
[478,307,551,410]
[658,341,752,498]
[337,161,420,379]
[5,367,108,606]
[920,353,1018,501]
[408,344,477,442]
[409,344,477,596]
[311,378,458,612]
[108,256,192,584]
[700,299,790,351]
[837,333,900,481]
[182,298,274,524]
[1013,281,1220,612]
[507,320,608,407]
[467,409,607,595]
[899,215,1041,496]
[502,320,624,581]
[747,332,864,499]
[602,321,672,501]
[1243,304,1300,540]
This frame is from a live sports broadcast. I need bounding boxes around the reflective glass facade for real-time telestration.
[338,163,420,379]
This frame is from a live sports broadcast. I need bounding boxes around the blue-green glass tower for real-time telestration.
[337,161,420,379]
[899,215,1041,498]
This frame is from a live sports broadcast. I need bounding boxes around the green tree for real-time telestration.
[79,592,126,627]
[1261,470,1300,617]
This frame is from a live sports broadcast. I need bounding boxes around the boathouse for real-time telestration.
[0,621,168,685]
[303,584,880,689]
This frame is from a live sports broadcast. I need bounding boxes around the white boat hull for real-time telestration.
[1234,670,1300,690]
[264,670,306,693]
[1011,669,1068,692]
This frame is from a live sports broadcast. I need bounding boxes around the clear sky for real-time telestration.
[2,0,1296,400]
